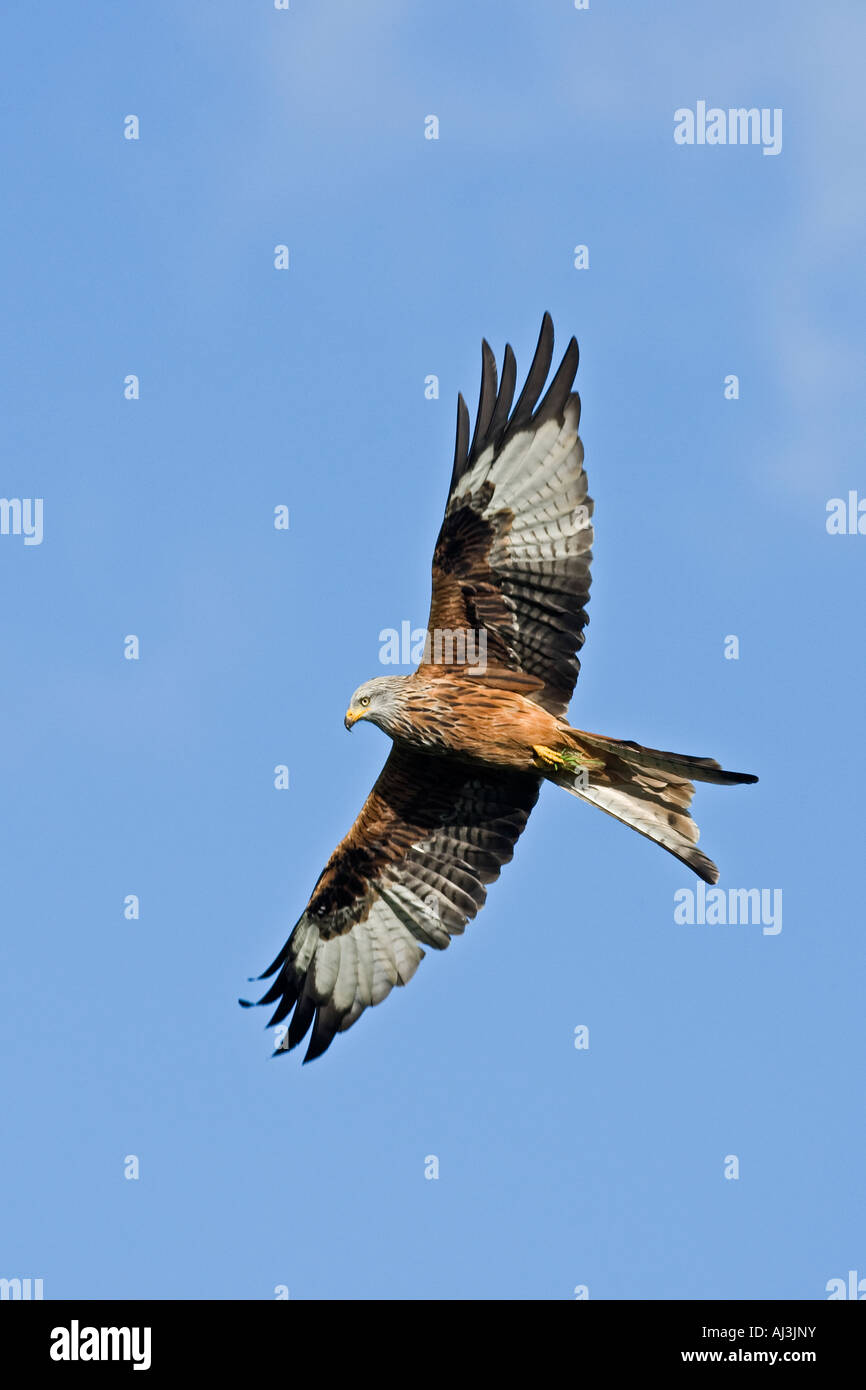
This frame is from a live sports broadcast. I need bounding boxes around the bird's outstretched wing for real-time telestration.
[241,745,539,1062]
[423,312,592,717]
[243,316,581,1061]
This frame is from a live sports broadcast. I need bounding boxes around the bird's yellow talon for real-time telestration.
[532,745,563,769]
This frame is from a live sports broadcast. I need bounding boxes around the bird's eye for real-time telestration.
[359,696,370,707]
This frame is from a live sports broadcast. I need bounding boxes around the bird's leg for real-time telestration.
[532,744,606,773]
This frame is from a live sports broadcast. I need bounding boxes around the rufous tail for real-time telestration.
[548,728,758,885]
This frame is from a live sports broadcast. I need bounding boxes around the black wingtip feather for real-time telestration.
[487,342,517,446]
[537,336,580,424]
[266,996,295,1027]
[469,339,498,460]
[509,314,555,431]
[287,993,316,1049]
[258,942,292,979]
[256,976,288,1007]
[449,392,471,491]
[303,1010,339,1063]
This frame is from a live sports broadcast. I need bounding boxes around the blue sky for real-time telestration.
[1,0,864,1300]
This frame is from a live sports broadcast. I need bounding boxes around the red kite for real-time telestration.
[242,315,757,1061]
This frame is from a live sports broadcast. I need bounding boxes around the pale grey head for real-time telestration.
[344,674,411,736]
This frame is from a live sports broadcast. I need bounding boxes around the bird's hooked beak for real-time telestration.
[344,708,362,731]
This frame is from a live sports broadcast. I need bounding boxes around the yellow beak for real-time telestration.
[344,708,362,730]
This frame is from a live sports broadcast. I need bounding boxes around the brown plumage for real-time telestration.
[241,314,758,1062]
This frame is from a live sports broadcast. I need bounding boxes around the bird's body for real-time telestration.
[242,315,758,1061]
[353,671,563,770]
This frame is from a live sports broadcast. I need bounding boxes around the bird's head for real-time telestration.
[344,675,408,735]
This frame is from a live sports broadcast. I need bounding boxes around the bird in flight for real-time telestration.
[241,314,757,1062]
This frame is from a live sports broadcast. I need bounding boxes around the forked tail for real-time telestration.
[538,728,758,884]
